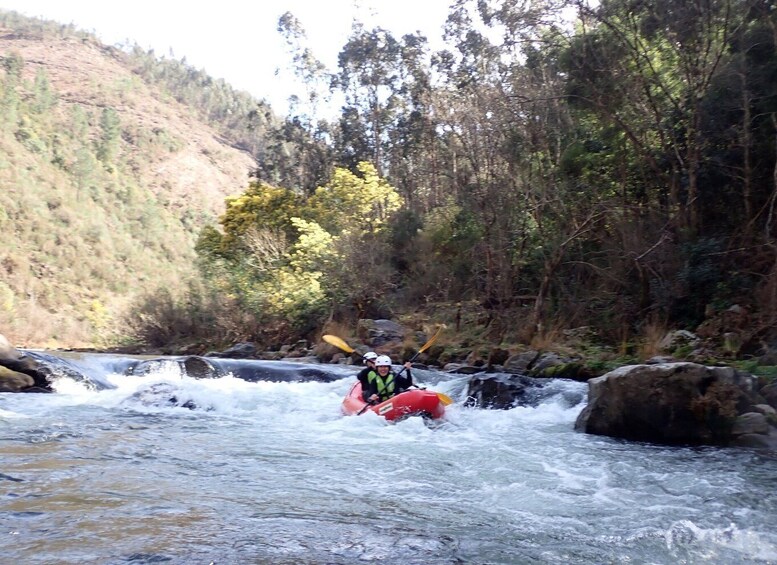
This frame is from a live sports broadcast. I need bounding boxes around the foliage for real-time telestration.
[6,3,777,355]
[188,162,403,342]
[219,183,303,253]
[307,161,402,234]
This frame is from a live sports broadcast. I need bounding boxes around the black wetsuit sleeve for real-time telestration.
[397,369,412,392]
[361,375,376,402]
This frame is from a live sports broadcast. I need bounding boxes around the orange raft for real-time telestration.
[342,381,446,421]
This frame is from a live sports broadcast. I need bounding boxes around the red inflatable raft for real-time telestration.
[342,382,446,421]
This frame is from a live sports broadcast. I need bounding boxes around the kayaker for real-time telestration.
[356,351,378,390]
[363,355,413,403]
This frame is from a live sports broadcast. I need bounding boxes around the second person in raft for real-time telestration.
[362,355,413,403]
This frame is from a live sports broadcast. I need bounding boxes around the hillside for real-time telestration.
[0,17,262,347]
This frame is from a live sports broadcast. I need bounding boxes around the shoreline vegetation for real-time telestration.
[49,305,777,386]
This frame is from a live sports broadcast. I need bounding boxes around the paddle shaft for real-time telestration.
[356,400,375,415]
[395,326,442,378]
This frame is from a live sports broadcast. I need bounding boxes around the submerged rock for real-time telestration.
[465,374,547,409]
[126,382,205,410]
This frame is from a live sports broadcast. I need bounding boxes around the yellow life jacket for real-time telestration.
[367,370,395,401]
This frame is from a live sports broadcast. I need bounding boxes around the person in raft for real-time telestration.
[362,355,413,403]
[356,351,378,390]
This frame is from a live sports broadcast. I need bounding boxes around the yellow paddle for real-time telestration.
[395,326,443,378]
[435,392,454,405]
[322,334,356,355]
[324,328,453,406]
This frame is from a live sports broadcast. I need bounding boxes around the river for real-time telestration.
[1,353,777,564]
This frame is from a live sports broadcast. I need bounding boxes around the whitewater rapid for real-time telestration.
[1,356,777,564]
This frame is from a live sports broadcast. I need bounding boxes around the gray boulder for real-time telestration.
[465,374,547,409]
[575,362,758,445]
[357,319,405,347]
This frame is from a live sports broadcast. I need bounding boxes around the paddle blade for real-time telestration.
[418,326,443,354]
[436,392,454,406]
[322,334,355,354]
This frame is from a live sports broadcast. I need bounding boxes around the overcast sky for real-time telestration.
[0,0,453,116]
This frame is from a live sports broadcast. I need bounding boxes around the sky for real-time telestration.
[0,0,453,117]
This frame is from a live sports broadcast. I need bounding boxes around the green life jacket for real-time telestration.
[367,370,395,402]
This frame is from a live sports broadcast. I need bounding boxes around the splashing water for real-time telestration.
[1,354,777,564]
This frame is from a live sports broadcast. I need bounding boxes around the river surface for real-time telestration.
[2,354,777,564]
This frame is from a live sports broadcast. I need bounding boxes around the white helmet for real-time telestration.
[363,352,378,363]
[375,355,392,367]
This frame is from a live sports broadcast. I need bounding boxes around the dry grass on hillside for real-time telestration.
[0,27,259,348]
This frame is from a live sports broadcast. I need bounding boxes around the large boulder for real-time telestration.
[356,319,405,348]
[575,362,759,446]
[503,350,540,374]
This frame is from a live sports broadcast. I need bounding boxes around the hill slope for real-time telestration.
[0,18,263,347]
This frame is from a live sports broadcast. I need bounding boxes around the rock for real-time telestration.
[760,383,777,410]
[731,429,777,449]
[464,350,487,367]
[487,347,510,369]
[503,350,539,374]
[0,366,34,392]
[731,412,769,436]
[723,332,743,355]
[575,362,758,446]
[465,374,545,409]
[279,356,321,364]
[658,330,700,353]
[530,361,594,382]
[753,404,777,416]
[182,356,219,379]
[357,319,405,347]
[443,364,484,374]
[646,356,676,364]
[260,351,284,361]
[330,352,345,364]
[0,333,51,390]
[127,383,205,410]
[0,333,18,361]
[531,352,569,372]
[752,403,777,426]
[217,342,257,359]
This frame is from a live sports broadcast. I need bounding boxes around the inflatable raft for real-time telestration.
[342,381,446,421]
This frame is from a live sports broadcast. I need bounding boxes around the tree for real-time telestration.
[306,161,402,235]
[569,0,739,235]
[218,183,303,254]
[32,67,55,114]
[335,23,403,172]
[97,107,121,168]
[0,51,23,131]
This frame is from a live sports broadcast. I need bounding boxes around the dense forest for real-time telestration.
[2,1,777,361]
[180,0,777,358]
